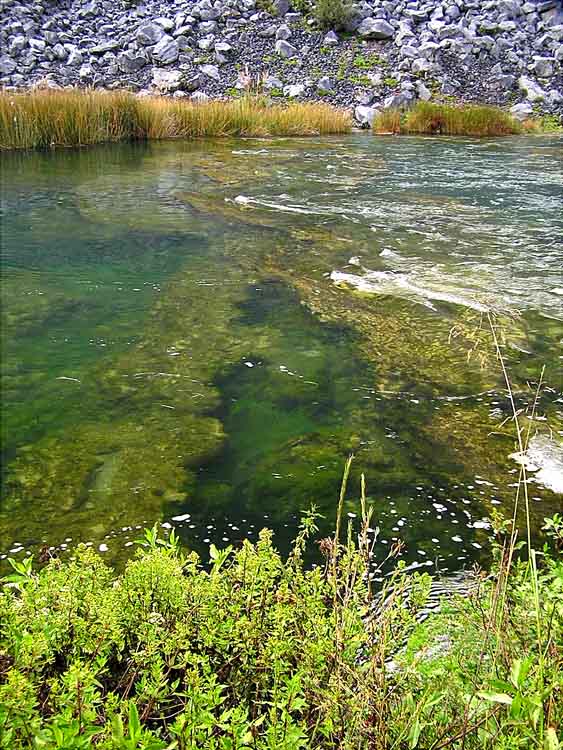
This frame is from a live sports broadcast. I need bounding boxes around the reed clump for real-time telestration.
[373,101,522,136]
[0,89,352,149]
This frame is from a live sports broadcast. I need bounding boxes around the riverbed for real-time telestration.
[2,134,562,572]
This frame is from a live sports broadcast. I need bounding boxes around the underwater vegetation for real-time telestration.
[1,136,561,571]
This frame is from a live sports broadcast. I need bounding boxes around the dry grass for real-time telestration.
[371,109,402,134]
[373,101,522,137]
[0,89,352,149]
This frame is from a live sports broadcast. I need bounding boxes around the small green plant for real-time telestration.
[313,0,351,31]
[353,53,385,69]
[349,74,372,86]
[336,54,348,81]
[543,513,563,550]
[256,0,275,13]
[292,0,312,14]
[383,76,398,87]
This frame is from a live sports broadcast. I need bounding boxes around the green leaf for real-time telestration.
[209,544,219,561]
[128,702,141,741]
[510,659,522,689]
[545,728,560,750]
[112,714,125,740]
[408,718,421,749]
[477,692,513,705]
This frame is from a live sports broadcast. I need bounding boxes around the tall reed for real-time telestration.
[0,89,352,149]
[373,101,522,136]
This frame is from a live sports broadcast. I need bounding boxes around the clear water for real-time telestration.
[1,135,562,573]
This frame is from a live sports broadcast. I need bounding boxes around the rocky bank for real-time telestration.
[1,0,562,126]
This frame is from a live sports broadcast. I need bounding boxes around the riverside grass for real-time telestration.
[0,89,352,149]
[373,101,523,136]
[0,90,541,150]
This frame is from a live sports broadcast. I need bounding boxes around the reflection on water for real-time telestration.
[1,135,562,573]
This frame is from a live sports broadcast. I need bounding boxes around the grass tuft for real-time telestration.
[373,101,522,136]
[0,89,352,149]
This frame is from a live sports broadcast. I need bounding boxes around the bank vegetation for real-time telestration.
[1,90,557,150]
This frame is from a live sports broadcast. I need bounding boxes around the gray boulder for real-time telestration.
[0,56,17,75]
[354,104,380,127]
[199,21,218,34]
[53,44,68,60]
[9,36,26,54]
[152,68,185,92]
[200,63,220,80]
[272,0,289,16]
[91,41,120,54]
[264,74,284,90]
[357,18,395,40]
[518,75,546,101]
[531,57,554,77]
[198,36,215,51]
[283,83,305,97]
[117,51,147,73]
[276,24,291,40]
[510,101,533,119]
[384,91,414,108]
[29,38,46,53]
[184,73,202,91]
[416,81,432,100]
[323,30,339,46]
[137,23,165,46]
[67,49,83,66]
[79,63,94,79]
[275,39,298,57]
[317,75,334,94]
[152,36,180,65]
[258,25,277,38]
[154,17,175,31]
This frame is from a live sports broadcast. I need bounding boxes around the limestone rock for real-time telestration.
[152,36,179,65]
[137,23,165,46]
[275,39,298,57]
[357,18,395,40]
[355,104,380,127]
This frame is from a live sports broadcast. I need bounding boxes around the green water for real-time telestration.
[1,136,562,573]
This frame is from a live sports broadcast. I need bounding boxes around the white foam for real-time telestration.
[510,435,563,494]
[330,269,490,312]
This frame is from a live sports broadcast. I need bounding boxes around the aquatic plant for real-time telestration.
[0,90,352,150]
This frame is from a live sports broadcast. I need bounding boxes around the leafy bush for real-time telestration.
[313,0,351,31]
[1,503,562,749]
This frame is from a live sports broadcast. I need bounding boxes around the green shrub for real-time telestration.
[313,0,351,31]
[1,507,562,749]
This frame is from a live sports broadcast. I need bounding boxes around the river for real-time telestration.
[2,134,562,573]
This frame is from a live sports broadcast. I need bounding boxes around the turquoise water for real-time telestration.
[1,136,562,573]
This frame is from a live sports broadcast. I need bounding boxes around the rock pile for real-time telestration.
[0,0,561,125]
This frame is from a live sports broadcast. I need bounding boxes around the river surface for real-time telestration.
[1,135,562,573]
